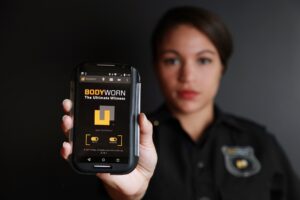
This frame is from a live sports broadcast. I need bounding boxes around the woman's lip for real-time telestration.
[177,90,199,100]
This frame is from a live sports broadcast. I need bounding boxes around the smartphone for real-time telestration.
[70,62,140,174]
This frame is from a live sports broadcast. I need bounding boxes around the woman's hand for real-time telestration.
[60,99,157,200]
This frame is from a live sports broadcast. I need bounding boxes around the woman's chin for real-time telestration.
[173,101,204,114]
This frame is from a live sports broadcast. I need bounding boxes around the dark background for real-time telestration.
[1,0,299,198]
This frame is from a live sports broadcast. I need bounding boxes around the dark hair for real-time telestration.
[151,6,233,72]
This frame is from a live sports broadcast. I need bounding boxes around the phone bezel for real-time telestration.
[70,62,140,174]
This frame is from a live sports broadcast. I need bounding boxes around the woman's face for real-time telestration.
[156,24,223,114]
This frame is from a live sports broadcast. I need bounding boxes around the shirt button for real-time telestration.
[153,120,159,126]
[198,196,210,200]
[197,161,205,169]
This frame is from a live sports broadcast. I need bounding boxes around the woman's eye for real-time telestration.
[162,58,180,66]
[197,58,212,65]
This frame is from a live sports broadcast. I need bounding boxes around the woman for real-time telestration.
[61,6,299,200]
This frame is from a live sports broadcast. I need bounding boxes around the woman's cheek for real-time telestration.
[207,76,222,99]
[161,71,176,89]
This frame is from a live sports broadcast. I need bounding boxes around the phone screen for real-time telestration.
[73,66,132,164]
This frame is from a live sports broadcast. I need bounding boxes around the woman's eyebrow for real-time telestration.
[159,49,216,57]
[196,49,216,56]
[159,49,180,56]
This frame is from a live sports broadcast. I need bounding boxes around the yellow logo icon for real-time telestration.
[94,105,115,126]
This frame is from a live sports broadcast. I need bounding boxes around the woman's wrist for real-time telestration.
[104,179,149,200]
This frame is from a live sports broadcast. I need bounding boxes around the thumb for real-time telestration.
[139,113,154,148]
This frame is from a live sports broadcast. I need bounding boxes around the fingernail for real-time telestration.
[62,99,69,105]
[62,115,68,121]
[142,113,148,123]
[62,141,68,148]
[62,99,68,106]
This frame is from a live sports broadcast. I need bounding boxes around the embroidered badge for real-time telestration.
[221,146,261,177]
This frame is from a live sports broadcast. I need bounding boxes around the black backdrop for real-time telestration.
[1,0,299,199]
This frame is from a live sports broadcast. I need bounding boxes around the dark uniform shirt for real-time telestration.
[142,105,300,200]
[94,104,300,200]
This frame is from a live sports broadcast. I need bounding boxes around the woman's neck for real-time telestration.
[170,104,214,142]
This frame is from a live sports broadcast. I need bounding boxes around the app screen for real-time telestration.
[74,70,131,164]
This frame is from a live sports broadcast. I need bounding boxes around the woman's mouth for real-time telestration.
[177,90,199,100]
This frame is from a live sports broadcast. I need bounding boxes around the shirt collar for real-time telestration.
[149,103,225,127]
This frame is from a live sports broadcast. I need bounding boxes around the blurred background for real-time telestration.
[0,0,299,198]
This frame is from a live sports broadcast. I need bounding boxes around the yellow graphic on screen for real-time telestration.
[94,105,115,126]
[109,135,123,146]
[85,134,99,146]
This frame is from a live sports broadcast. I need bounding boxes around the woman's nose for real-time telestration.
[178,62,195,83]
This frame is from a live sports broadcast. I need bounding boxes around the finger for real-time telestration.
[61,115,73,137]
[139,113,154,148]
[62,99,72,113]
[60,141,72,160]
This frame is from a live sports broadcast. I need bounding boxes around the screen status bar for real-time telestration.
[79,75,130,83]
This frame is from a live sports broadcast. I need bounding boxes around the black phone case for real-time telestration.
[69,62,140,174]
